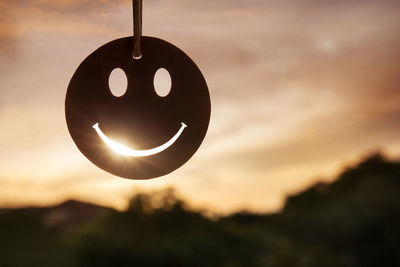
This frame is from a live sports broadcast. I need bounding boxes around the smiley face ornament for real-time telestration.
[65,0,211,179]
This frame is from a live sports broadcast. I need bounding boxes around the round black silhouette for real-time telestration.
[65,36,211,179]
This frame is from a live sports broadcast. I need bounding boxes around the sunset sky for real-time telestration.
[0,0,400,214]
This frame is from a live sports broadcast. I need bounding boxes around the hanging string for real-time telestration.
[132,0,142,59]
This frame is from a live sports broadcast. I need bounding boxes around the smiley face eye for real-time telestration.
[109,68,128,97]
[154,68,172,97]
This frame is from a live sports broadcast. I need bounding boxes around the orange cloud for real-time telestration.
[0,0,400,213]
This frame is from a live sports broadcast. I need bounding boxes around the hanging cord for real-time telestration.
[133,0,142,59]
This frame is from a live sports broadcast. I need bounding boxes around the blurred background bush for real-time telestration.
[0,153,398,267]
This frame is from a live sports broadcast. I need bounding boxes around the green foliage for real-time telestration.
[0,153,399,267]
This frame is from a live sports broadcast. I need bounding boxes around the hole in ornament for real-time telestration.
[133,54,142,60]
[154,68,171,97]
[109,68,128,97]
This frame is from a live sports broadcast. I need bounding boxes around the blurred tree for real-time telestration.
[0,153,398,267]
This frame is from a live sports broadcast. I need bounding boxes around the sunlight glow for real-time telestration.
[92,122,187,157]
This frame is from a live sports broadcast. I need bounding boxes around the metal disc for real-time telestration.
[65,36,211,179]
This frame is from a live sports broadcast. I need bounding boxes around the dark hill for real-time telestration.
[0,153,398,267]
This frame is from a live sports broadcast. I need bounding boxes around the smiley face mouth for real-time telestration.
[93,122,187,157]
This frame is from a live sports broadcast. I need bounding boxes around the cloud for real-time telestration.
[0,0,400,213]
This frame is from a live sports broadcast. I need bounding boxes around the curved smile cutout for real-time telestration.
[92,122,187,157]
